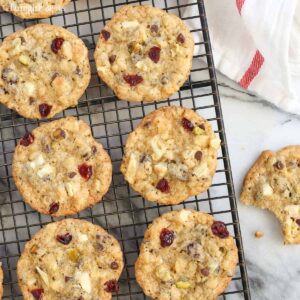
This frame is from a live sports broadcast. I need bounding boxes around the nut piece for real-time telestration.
[176,281,191,289]
[254,231,264,238]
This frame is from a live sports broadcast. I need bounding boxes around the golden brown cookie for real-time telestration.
[0,24,90,119]
[0,263,3,299]
[95,5,194,102]
[13,117,112,216]
[120,106,220,205]
[135,209,238,300]
[17,219,124,300]
[241,145,300,244]
[0,0,71,19]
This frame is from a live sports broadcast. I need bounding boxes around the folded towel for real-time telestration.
[202,0,300,114]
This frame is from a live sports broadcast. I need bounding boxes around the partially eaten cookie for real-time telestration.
[240,145,300,244]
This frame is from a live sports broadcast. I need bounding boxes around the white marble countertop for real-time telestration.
[217,72,300,300]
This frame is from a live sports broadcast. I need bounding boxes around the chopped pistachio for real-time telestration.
[67,249,80,262]
[193,127,205,136]
[18,54,30,65]
[176,281,191,289]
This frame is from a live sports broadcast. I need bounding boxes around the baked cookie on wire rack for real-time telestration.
[0,262,3,299]
[135,209,238,300]
[94,5,194,102]
[12,117,112,216]
[241,145,300,244]
[0,0,71,19]
[0,24,90,119]
[17,219,124,300]
[120,106,220,205]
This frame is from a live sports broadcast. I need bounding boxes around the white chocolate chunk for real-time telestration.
[78,233,88,242]
[193,163,209,178]
[121,20,139,29]
[284,205,300,218]
[210,138,221,149]
[36,266,49,287]
[153,162,168,178]
[126,152,139,184]
[261,183,273,196]
[37,164,54,178]
[29,153,44,169]
[75,271,91,293]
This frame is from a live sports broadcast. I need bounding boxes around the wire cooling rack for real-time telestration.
[0,0,251,299]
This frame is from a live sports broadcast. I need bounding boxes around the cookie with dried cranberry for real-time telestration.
[12,117,112,216]
[120,106,220,205]
[241,145,300,244]
[0,0,71,19]
[17,219,124,300]
[135,209,238,300]
[0,262,3,299]
[94,5,194,102]
[0,24,90,119]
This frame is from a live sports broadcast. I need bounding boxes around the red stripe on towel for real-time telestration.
[239,50,264,89]
[236,0,246,14]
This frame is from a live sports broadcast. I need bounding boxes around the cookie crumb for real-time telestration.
[254,231,264,238]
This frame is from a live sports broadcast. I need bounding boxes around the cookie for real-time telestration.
[0,24,90,119]
[241,145,300,244]
[12,117,112,216]
[94,5,194,102]
[120,106,220,205]
[0,263,3,299]
[17,219,124,300]
[0,0,71,19]
[135,209,238,300]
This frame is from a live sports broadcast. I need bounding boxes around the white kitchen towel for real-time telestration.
[203,0,300,115]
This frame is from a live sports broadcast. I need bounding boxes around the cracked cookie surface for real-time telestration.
[17,219,124,300]
[94,5,194,102]
[0,0,71,19]
[13,117,112,216]
[0,24,90,119]
[120,106,220,205]
[241,145,300,244]
[135,209,238,300]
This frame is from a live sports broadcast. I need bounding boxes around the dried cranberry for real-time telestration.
[156,178,170,193]
[211,221,229,239]
[51,37,64,54]
[181,118,194,131]
[20,132,34,147]
[56,233,72,245]
[39,103,52,118]
[31,288,44,300]
[177,33,185,43]
[160,228,174,247]
[123,74,143,87]
[150,24,159,34]
[101,30,111,41]
[201,267,210,276]
[296,219,300,226]
[274,160,284,170]
[104,279,119,293]
[49,202,59,214]
[110,261,119,270]
[148,46,161,63]
[109,55,116,64]
[195,151,203,161]
[65,276,72,282]
[78,163,93,180]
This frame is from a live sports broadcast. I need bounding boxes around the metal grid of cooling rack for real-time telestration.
[0,0,251,299]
